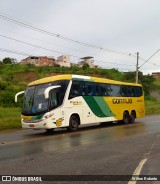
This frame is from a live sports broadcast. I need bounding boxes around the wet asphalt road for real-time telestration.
[0,115,160,184]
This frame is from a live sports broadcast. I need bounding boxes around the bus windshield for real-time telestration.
[22,80,69,115]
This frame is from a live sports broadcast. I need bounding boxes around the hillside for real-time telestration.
[0,63,159,107]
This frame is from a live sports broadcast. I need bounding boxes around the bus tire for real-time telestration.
[68,115,79,131]
[123,111,130,124]
[129,111,136,123]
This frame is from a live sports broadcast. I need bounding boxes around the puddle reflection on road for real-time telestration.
[2,118,160,161]
[39,121,146,153]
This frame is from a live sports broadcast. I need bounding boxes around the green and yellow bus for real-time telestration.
[15,74,145,132]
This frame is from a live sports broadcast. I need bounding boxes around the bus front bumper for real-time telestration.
[21,119,56,129]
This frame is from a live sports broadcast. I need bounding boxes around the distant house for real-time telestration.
[56,55,70,67]
[152,72,160,78]
[20,55,71,67]
[78,56,98,68]
[20,56,55,66]
[19,55,99,68]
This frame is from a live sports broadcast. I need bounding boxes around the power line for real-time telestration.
[0,27,92,55]
[139,49,160,68]
[148,61,160,67]
[0,34,135,67]
[0,34,79,58]
[0,26,135,66]
[0,48,33,56]
[0,13,134,57]
[93,59,133,66]
[137,56,160,67]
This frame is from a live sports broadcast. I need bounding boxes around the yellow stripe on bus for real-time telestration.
[28,74,72,86]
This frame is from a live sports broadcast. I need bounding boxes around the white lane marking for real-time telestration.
[128,134,160,184]
[128,158,147,184]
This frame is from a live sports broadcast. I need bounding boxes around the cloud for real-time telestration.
[0,0,160,74]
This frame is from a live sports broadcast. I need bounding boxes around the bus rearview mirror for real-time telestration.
[15,91,25,102]
[44,85,61,99]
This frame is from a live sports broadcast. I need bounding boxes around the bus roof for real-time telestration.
[28,74,142,87]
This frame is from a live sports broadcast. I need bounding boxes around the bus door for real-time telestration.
[81,81,96,124]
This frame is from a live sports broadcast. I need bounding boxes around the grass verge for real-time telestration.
[145,100,160,115]
[0,107,21,130]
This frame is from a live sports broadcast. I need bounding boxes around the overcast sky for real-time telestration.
[0,0,160,74]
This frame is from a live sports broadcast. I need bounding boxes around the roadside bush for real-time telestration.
[0,86,23,107]
[0,81,8,90]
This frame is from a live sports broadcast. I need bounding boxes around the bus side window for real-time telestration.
[106,84,112,96]
[81,81,94,96]
[128,86,134,97]
[52,80,69,104]
[132,87,138,97]
[79,81,84,95]
[50,91,58,109]
[130,87,135,97]
[135,86,142,97]
[91,83,96,96]
[120,86,128,97]
[111,85,121,96]
[120,86,125,96]
[81,82,87,95]
[69,81,81,99]
[95,84,100,96]
[99,84,105,96]
[85,82,91,96]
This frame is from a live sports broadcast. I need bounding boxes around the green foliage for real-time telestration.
[24,63,35,72]
[0,83,23,107]
[0,107,21,130]
[54,64,61,67]
[0,63,158,108]
[82,63,89,70]
[141,74,155,96]
[0,81,8,90]
[2,57,13,64]
[145,102,160,115]
[123,71,136,83]
[152,78,160,90]
[107,68,123,80]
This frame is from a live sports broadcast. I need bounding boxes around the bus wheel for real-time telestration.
[123,111,130,124]
[129,111,136,123]
[68,115,79,131]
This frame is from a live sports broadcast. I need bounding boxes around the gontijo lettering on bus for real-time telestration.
[112,99,132,104]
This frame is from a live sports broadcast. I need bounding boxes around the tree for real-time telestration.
[54,64,61,67]
[2,57,13,64]
[123,71,136,82]
[82,63,89,70]
[141,74,155,96]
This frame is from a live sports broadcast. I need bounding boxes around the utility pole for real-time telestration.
[135,52,139,83]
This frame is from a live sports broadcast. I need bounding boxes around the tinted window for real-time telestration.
[120,86,128,96]
[69,80,82,99]
[134,86,142,97]
[95,83,111,96]
[110,85,121,96]
[69,80,143,98]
